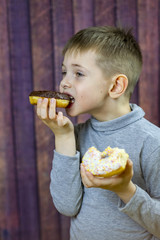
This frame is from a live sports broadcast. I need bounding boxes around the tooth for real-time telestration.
[70,97,75,103]
[69,96,74,101]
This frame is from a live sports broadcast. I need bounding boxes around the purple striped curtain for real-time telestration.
[0,0,159,239]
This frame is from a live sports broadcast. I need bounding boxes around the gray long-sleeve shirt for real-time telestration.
[50,104,160,240]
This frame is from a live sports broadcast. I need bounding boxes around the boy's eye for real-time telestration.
[62,71,66,76]
[76,72,84,77]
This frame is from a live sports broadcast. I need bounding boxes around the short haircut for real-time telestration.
[62,26,143,98]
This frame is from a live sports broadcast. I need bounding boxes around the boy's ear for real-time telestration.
[109,74,128,98]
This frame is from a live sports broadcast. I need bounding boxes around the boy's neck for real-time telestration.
[92,99,131,122]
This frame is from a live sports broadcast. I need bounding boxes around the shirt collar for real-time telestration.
[90,104,145,132]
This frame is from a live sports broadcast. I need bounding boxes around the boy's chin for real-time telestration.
[65,108,77,117]
[66,108,83,118]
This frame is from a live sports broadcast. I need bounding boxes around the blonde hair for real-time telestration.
[62,26,142,99]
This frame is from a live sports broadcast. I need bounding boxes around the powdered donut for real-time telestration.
[82,146,129,177]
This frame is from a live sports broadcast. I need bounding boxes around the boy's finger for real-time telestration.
[80,164,93,188]
[37,98,42,117]
[122,158,134,177]
[57,112,64,126]
[41,98,48,119]
[49,98,56,119]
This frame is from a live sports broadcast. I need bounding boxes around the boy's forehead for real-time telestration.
[62,49,107,77]
[64,48,97,61]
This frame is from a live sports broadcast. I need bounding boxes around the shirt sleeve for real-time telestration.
[50,150,83,217]
[118,147,160,239]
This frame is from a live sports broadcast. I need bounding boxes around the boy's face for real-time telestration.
[60,50,112,120]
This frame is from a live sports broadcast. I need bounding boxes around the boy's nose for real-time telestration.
[60,78,72,89]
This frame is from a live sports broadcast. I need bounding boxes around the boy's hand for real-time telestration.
[36,98,76,156]
[37,98,74,134]
[80,159,136,203]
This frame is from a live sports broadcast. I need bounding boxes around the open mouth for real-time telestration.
[67,96,75,108]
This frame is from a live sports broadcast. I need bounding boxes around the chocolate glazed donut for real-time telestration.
[29,91,74,108]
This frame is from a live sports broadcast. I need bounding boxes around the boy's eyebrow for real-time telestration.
[62,63,87,70]
[72,64,84,68]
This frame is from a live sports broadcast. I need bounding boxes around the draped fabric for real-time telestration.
[0,0,159,239]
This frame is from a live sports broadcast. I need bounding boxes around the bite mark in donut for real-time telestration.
[82,146,129,177]
[29,91,74,108]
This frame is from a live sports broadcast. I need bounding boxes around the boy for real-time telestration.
[37,26,160,239]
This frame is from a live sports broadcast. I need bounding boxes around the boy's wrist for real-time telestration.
[55,131,76,156]
[116,181,136,204]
